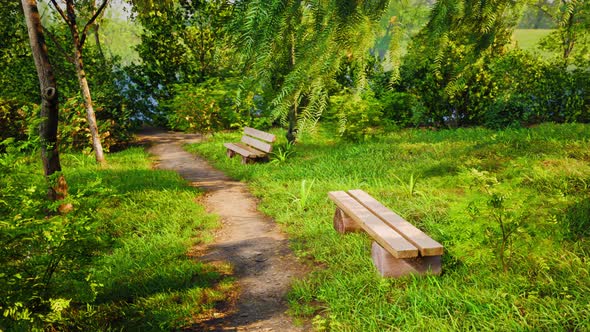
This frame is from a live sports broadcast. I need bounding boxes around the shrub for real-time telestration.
[330,89,384,141]
[59,95,132,153]
[166,78,273,133]
[0,99,34,151]
[166,81,230,133]
[0,143,104,329]
[398,49,589,129]
[379,91,425,127]
[486,50,589,128]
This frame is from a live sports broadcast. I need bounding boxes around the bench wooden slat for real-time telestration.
[223,142,266,158]
[241,135,273,153]
[244,127,276,143]
[328,191,419,259]
[347,189,444,256]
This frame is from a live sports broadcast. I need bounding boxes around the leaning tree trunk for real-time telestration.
[66,0,105,165]
[73,44,105,164]
[21,0,69,203]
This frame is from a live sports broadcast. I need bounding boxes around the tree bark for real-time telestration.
[286,31,297,144]
[21,0,69,202]
[65,0,106,165]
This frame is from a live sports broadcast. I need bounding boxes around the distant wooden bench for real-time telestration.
[223,127,276,164]
[328,189,443,278]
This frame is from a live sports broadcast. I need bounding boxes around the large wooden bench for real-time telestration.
[328,189,443,278]
[223,127,276,164]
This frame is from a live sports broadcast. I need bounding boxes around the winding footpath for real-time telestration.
[138,129,309,331]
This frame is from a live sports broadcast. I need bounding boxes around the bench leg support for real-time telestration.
[241,156,252,164]
[333,208,363,234]
[371,242,442,278]
[226,149,236,158]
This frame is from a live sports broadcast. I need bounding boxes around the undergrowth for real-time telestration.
[0,146,232,331]
[187,123,590,331]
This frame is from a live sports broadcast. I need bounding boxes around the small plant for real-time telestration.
[289,179,315,212]
[393,172,421,197]
[270,142,296,164]
[469,169,524,273]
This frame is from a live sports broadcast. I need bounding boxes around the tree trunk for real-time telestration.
[74,45,105,164]
[286,31,297,144]
[287,103,297,144]
[21,0,69,203]
[66,0,105,165]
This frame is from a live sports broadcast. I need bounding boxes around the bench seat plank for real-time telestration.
[328,191,419,259]
[348,189,444,256]
[244,127,276,142]
[223,142,266,158]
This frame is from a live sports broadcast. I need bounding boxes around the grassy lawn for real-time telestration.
[1,148,234,330]
[188,123,590,331]
[513,29,553,52]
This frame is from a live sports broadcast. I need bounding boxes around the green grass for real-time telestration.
[1,148,233,330]
[513,29,553,52]
[187,123,590,331]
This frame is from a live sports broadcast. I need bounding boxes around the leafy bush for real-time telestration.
[485,50,589,128]
[0,99,34,151]
[378,91,425,127]
[0,142,104,330]
[166,78,273,133]
[398,48,589,129]
[331,90,384,141]
[166,81,231,133]
[58,95,132,153]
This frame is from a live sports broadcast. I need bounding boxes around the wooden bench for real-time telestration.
[328,189,443,278]
[223,127,276,164]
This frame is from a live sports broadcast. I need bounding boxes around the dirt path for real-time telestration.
[138,129,309,331]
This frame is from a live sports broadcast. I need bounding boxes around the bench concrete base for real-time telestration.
[371,242,442,278]
[333,208,363,234]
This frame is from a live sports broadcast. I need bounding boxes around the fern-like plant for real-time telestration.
[270,142,296,164]
[232,0,389,143]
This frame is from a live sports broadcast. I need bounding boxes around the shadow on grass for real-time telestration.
[564,197,590,241]
[67,169,193,193]
[55,160,235,330]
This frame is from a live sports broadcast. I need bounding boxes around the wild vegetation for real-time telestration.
[1,143,231,330]
[1,0,589,330]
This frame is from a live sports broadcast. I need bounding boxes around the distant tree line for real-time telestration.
[123,0,588,141]
[3,0,589,150]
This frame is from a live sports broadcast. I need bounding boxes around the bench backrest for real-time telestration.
[241,127,276,153]
[329,190,443,258]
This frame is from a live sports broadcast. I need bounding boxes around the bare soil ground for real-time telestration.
[138,129,310,331]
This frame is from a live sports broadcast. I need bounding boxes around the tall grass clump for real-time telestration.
[187,123,590,331]
[1,145,232,331]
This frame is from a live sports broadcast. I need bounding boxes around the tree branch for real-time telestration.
[80,0,109,47]
[531,2,556,22]
[50,0,70,26]
[43,24,75,63]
